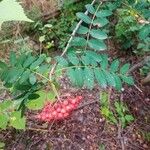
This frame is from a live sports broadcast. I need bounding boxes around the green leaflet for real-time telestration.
[94,69,107,88]
[30,54,46,70]
[77,25,89,34]
[100,54,108,69]
[110,59,120,72]
[29,73,36,85]
[93,18,109,27]
[19,70,31,84]
[90,29,108,40]
[9,51,16,66]
[85,4,96,14]
[76,12,92,24]
[71,37,87,47]
[113,74,122,90]
[86,51,102,63]
[23,55,37,68]
[88,39,107,51]
[120,63,130,75]
[84,67,94,89]
[67,51,79,65]
[55,56,68,67]
[104,71,116,87]
[96,10,112,17]
[121,76,134,85]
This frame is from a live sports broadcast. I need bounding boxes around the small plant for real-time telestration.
[0,142,5,150]
[100,92,134,128]
[0,0,134,130]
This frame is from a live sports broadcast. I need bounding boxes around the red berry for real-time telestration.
[66,105,72,111]
[56,107,61,113]
[63,113,69,118]
[57,113,63,119]
[52,111,57,117]
[63,100,69,106]
[61,108,66,114]
[70,99,77,104]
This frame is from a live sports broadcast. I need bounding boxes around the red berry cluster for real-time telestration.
[36,96,82,122]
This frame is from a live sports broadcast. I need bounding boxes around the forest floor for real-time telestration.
[0,39,150,150]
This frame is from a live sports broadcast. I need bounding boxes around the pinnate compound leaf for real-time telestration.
[76,12,92,24]
[88,39,107,51]
[0,0,33,29]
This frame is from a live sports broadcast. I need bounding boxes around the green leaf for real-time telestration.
[19,70,30,84]
[110,59,119,73]
[104,71,116,87]
[96,10,112,17]
[113,74,122,90]
[0,61,7,69]
[37,64,49,74]
[0,100,13,112]
[125,115,134,122]
[86,51,102,63]
[26,90,56,110]
[0,0,33,29]
[85,4,95,14]
[9,68,24,83]
[55,56,68,67]
[77,25,89,34]
[23,55,37,68]
[75,68,84,87]
[67,68,76,86]
[10,51,16,66]
[0,142,5,148]
[138,25,150,40]
[81,55,91,65]
[100,55,108,69]
[29,73,36,85]
[93,18,109,27]
[71,37,86,47]
[121,76,134,85]
[88,39,107,51]
[76,12,92,24]
[0,114,9,129]
[94,69,107,88]
[67,51,79,65]
[9,111,26,130]
[120,63,130,75]
[84,68,94,89]
[90,29,108,40]
[30,54,46,70]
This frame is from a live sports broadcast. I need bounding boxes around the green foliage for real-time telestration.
[0,0,135,131]
[0,0,33,29]
[0,142,5,150]
[115,0,150,53]
[100,92,134,128]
